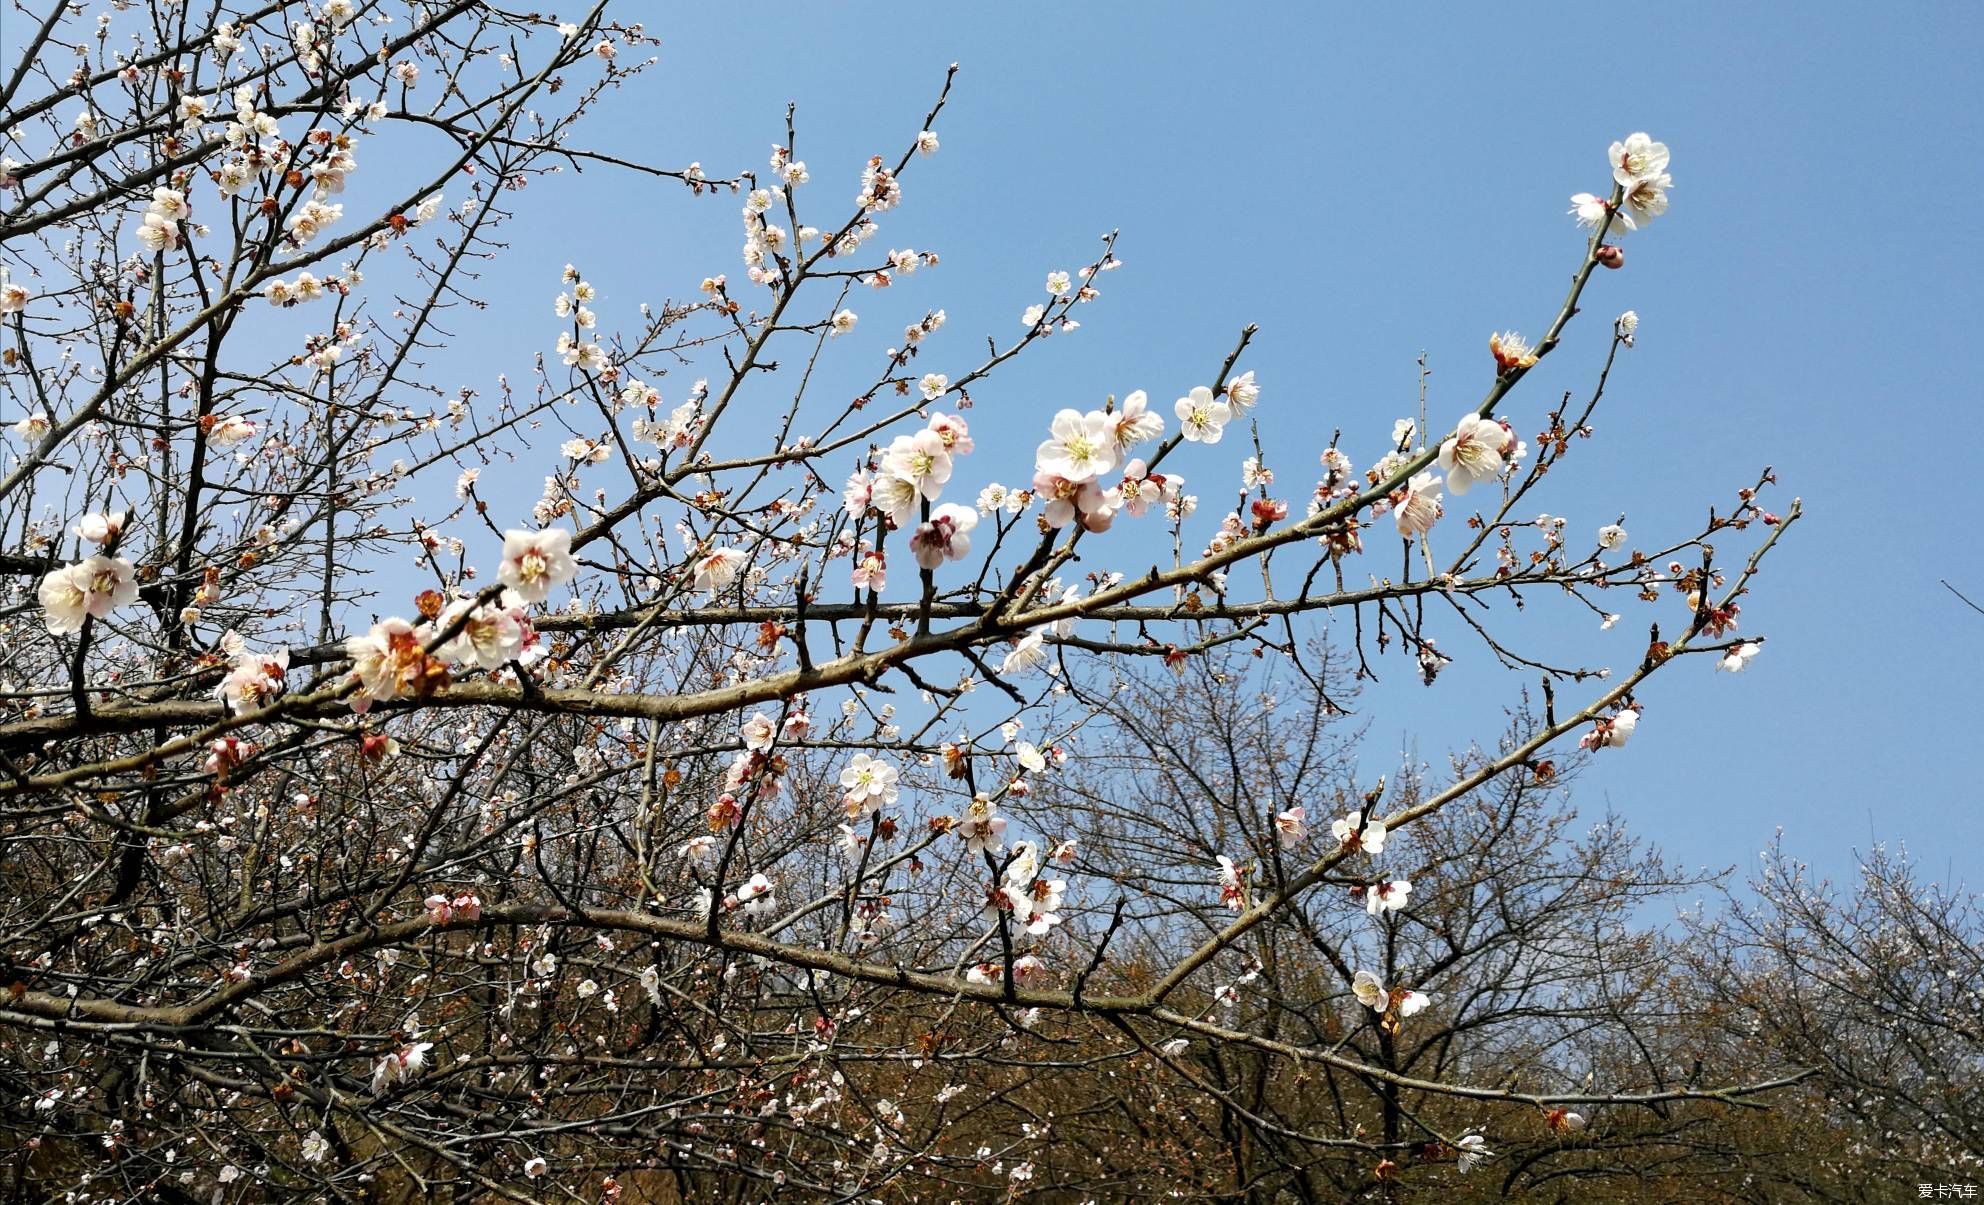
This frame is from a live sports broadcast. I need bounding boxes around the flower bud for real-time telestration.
[1594,244,1624,270]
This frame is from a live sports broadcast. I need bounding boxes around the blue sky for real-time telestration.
[18,4,1980,890]
[505,4,1977,890]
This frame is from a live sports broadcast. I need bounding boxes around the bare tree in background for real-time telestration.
[1020,646,1826,1202]
[0,1,1810,1199]
[1684,840,1984,1199]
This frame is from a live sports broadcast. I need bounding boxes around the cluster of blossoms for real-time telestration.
[435,594,541,670]
[337,529,569,712]
[369,1024,434,1094]
[551,266,612,372]
[287,198,343,246]
[219,646,289,714]
[1579,706,1640,750]
[627,383,703,454]
[38,554,139,635]
[985,840,1067,936]
[1570,133,1674,234]
[738,179,796,286]
[844,412,977,586]
[1216,855,1250,911]
[965,953,1046,987]
[422,891,483,925]
[1362,132,1672,557]
[264,271,334,306]
[134,185,188,252]
[709,712,809,830]
[1029,388,1173,532]
[1351,969,1431,1026]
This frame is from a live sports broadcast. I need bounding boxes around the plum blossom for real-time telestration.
[1033,470,1122,532]
[737,873,776,916]
[1611,132,1670,184]
[39,556,139,635]
[207,414,257,448]
[1609,132,1673,228]
[1568,192,1611,229]
[927,412,973,455]
[858,157,900,210]
[851,544,886,593]
[1620,168,1672,229]
[371,1039,435,1093]
[1488,330,1538,372]
[345,617,448,712]
[72,512,126,545]
[135,211,181,253]
[220,649,288,713]
[740,711,776,752]
[843,469,875,518]
[883,430,953,500]
[840,753,900,817]
[918,372,947,401]
[1365,878,1413,916]
[1120,459,1184,518]
[1716,642,1761,673]
[1216,855,1248,911]
[1035,408,1120,482]
[1352,971,1430,1018]
[966,953,1044,986]
[958,795,1007,855]
[1438,414,1519,495]
[1456,1132,1492,1173]
[1001,629,1051,676]
[987,841,1065,935]
[1331,810,1387,856]
[1393,472,1443,537]
[497,528,577,603]
[1275,806,1309,848]
[869,473,920,528]
[1174,386,1231,443]
[1108,390,1164,451]
[1224,370,1260,415]
[435,597,536,670]
[910,503,978,569]
[1580,707,1640,750]
[692,547,748,594]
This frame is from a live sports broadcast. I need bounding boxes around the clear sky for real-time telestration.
[19,4,1982,890]
[510,3,1978,891]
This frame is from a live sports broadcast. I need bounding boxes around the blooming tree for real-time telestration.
[0,2,1807,1198]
